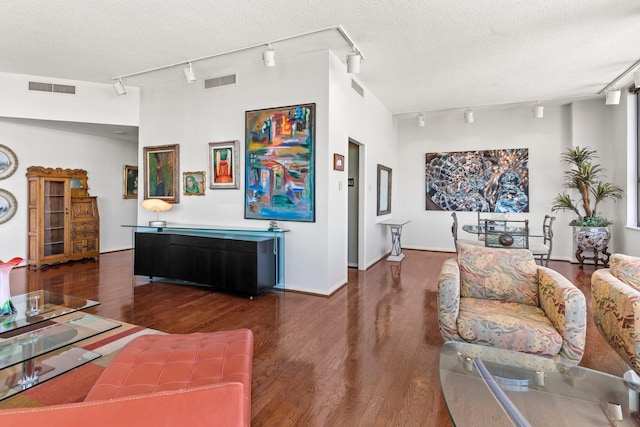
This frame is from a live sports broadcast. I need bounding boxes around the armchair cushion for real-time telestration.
[457,298,562,357]
[610,253,640,290]
[457,242,539,306]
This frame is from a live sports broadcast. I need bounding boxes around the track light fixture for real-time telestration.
[532,103,544,118]
[111,25,365,93]
[183,62,196,83]
[347,50,361,74]
[464,109,474,124]
[599,58,640,99]
[113,78,127,96]
[605,89,621,105]
[417,113,426,127]
[263,44,276,67]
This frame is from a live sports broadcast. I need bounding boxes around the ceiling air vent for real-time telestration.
[28,81,53,92]
[351,79,364,97]
[204,74,237,89]
[28,81,76,94]
[53,84,76,94]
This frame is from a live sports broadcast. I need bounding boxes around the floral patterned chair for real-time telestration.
[438,242,587,363]
[592,253,640,375]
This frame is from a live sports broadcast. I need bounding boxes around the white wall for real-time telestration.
[138,50,395,295]
[327,51,397,289]
[395,97,640,260]
[607,91,640,256]
[0,72,139,125]
[0,119,138,262]
[396,105,573,258]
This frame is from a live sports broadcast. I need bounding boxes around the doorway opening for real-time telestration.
[348,139,363,268]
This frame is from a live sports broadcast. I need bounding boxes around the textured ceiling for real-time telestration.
[2,0,640,116]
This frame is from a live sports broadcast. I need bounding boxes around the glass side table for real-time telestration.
[0,290,99,335]
[0,313,120,401]
[440,341,640,426]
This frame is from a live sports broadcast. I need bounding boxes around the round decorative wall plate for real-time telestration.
[0,189,17,224]
[0,145,18,180]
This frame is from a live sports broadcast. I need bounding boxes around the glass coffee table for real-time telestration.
[440,341,640,426]
[0,291,120,401]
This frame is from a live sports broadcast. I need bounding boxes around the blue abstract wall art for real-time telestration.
[425,148,529,212]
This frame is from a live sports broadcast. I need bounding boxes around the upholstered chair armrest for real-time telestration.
[537,266,586,363]
[0,383,248,427]
[592,268,640,375]
[438,258,462,341]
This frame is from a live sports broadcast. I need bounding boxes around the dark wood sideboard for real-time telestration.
[134,230,280,296]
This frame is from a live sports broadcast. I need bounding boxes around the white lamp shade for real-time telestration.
[141,198,172,212]
[263,48,276,67]
[605,89,621,105]
[464,109,474,124]
[347,53,361,74]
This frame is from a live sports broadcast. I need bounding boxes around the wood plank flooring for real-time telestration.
[8,249,629,426]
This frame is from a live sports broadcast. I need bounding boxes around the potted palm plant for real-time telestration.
[551,146,623,254]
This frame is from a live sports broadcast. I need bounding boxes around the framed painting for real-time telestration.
[208,140,239,189]
[245,103,315,222]
[0,189,17,224]
[333,153,345,171]
[0,145,18,180]
[123,165,138,199]
[425,148,529,212]
[377,164,392,215]
[143,144,179,203]
[183,171,206,196]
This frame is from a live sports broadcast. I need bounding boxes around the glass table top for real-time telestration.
[0,292,120,402]
[0,290,98,335]
[0,314,120,371]
[440,341,640,426]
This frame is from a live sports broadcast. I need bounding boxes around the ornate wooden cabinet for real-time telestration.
[27,167,100,268]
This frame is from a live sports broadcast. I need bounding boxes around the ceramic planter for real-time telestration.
[574,226,610,251]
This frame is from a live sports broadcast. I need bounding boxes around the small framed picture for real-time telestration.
[183,171,206,196]
[123,165,138,199]
[209,140,239,189]
[143,144,180,203]
[334,153,345,171]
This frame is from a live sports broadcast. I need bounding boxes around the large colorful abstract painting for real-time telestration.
[425,148,529,212]
[245,103,315,222]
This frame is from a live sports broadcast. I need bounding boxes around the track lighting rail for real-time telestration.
[111,24,364,82]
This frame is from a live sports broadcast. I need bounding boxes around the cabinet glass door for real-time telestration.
[43,180,66,257]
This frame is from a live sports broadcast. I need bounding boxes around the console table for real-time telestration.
[123,225,287,296]
[379,219,411,261]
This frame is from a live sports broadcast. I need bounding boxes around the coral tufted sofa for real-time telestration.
[0,328,254,426]
[592,254,640,375]
[438,242,587,363]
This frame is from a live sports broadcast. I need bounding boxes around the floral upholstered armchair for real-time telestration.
[592,253,640,375]
[438,242,587,363]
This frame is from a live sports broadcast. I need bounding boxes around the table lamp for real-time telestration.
[141,198,172,227]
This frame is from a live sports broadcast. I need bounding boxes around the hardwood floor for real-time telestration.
[9,249,629,426]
